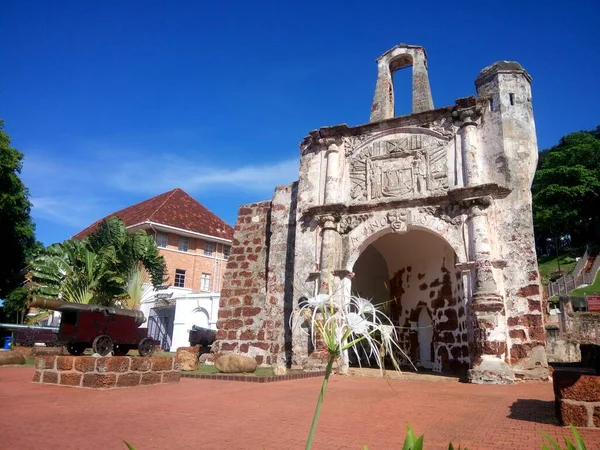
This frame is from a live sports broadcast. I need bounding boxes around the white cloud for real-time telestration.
[110,156,299,194]
[20,147,300,229]
[29,196,101,228]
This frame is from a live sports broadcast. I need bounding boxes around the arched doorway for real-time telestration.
[350,228,469,374]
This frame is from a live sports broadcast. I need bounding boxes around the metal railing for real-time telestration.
[548,246,600,297]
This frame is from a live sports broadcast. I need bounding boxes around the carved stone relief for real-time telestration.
[348,134,450,201]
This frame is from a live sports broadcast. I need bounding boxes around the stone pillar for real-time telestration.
[323,142,341,205]
[411,50,434,114]
[460,120,480,186]
[464,197,512,384]
[458,106,483,187]
[318,215,339,295]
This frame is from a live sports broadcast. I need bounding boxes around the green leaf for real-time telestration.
[122,440,137,450]
[569,424,587,450]
[540,430,561,450]
[402,425,415,450]
[413,434,424,450]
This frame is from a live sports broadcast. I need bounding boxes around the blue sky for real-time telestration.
[1,0,598,246]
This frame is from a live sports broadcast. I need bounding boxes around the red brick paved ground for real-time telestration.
[2,367,600,450]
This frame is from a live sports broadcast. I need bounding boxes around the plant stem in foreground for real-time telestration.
[305,352,337,450]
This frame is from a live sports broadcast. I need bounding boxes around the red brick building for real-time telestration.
[73,188,234,294]
[73,189,234,351]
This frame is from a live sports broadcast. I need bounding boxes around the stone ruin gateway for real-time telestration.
[209,44,550,384]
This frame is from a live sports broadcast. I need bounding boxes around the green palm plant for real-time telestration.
[29,239,109,304]
[28,217,166,309]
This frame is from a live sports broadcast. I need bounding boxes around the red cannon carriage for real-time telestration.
[27,297,157,357]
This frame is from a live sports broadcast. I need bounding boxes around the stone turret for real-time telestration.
[475,61,538,188]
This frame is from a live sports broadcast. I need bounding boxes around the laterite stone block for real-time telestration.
[60,372,83,386]
[42,371,58,384]
[82,373,117,389]
[150,357,173,371]
[74,356,97,373]
[35,355,57,370]
[130,358,152,372]
[116,373,142,388]
[56,356,75,371]
[162,371,181,383]
[141,373,162,385]
[96,356,131,373]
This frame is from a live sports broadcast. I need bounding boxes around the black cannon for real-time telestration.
[27,297,157,357]
[188,325,216,350]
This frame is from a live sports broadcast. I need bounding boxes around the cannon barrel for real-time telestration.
[26,297,146,326]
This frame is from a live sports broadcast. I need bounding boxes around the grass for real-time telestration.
[538,246,583,285]
[186,364,275,377]
[571,271,600,297]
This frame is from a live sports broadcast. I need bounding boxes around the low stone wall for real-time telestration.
[33,355,181,389]
[554,368,600,427]
[546,326,581,363]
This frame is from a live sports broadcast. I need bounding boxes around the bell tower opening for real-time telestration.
[391,54,414,117]
[369,44,435,123]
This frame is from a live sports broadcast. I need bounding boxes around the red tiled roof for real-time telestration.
[72,188,234,241]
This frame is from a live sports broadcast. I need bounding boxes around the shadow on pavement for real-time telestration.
[508,399,559,425]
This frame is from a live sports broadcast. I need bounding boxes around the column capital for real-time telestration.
[453,106,483,128]
[318,137,344,150]
[318,215,338,230]
[459,195,493,216]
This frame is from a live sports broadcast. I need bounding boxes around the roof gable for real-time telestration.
[72,188,234,241]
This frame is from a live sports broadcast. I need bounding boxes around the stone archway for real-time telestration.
[349,228,469,374]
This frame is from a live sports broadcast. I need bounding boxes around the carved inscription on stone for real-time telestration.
[349,134,449,201]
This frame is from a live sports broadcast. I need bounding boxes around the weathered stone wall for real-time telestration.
[33,356,180,389]
[265,183,298,367]
[209,200,289,366]
[545,326,581,363]
[475,65,547,381]
[209,45,549,383]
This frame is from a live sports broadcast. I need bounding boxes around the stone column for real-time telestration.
[318,215,339,295]
[458,107,482,187]
[463,197,512,384]
[461,121,480,186]
[323,141,341,204]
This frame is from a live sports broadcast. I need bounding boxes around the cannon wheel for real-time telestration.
[67,343,86,356]
[138,338,155,357]
[92,335,113,356]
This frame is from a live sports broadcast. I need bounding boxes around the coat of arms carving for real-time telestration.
[349,134,449,201]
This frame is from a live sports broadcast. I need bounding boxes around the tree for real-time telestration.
[532,126,600,252]
[0,120,40,298]
[29,217,166,309]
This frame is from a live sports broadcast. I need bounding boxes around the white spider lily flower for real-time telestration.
[305,293,331,308]
[351,296,375,317]
[345,312,368,335]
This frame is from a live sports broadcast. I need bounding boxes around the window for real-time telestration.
[156,232,168,248]
[178,237,189,252]
[200,273,211,292]
[223,246,230,259]
[204,242,215,256]
[509,93,515,106]
[174,269,186,288]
